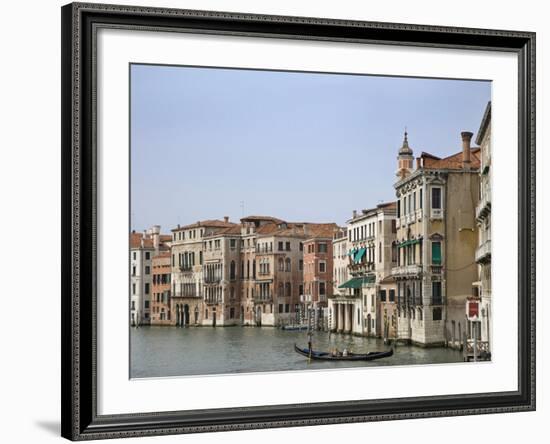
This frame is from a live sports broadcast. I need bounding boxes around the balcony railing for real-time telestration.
[204,278,221,284]
[430,265,443,274]
[476,188,491,221]
[204,296,222,305]
[173,291,201,298]
[475,239,491,264]
[391,264,423,278]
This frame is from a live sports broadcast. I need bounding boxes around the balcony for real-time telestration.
[204,296,222,305]
[179,266,193,273]
[204,278,221,285]
[475,239,491,264]
[173,291,201,298]
[430,265,443,274]
[254,294,273,303]
[476,189,491,221]
[391,264,423,278]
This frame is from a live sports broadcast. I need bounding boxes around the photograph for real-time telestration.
[129,64,493,378]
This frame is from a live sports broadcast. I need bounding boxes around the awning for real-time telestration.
[398,238,422,248]
[338,275,375,289]
[354,248,366,263]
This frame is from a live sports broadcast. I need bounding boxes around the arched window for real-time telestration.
[285,282,291,297]
[278,283,284,297]
[285,258,291,272]
[278,258,284,271]
[230,260,236,280]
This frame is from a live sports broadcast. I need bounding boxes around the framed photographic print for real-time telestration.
[61,2,536,440]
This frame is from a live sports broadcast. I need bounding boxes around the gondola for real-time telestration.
[294,343,393,361]
[281,324,309,331]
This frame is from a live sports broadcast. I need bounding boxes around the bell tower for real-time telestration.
[396,130,414,179]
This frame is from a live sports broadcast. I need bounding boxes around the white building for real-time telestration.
[130,225,170,326]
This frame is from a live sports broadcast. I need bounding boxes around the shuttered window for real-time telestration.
[432,241,442,264]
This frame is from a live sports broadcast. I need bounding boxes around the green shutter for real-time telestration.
[432,242,442,264]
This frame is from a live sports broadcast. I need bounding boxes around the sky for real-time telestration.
[130,64,491,232]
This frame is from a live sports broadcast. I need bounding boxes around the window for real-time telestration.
[419,189,423,209]
[318,243,327,253]
[319,261,326,273]
[285,241,291,251]
[144,283,150,294]
[379,242,382,263]
[279,304,284,313]
[285,258,291,272]
[131,301,135,310]
[132,266,136,276]
[144,300,149,309]
[299,259,303,271]
[397,200,401,218]
[431,241,442,265]
[285,282,291,297]
[433,307,442,321]
[299,242,303,251]
[432,281,442,305]
[278,258,284,271]
[319,282,326,295]
[145,252,150,260]
[230,239,236,249]
[132,252,136,260]
[145,265,150,275]
[389,289,395,302]
[413,191,416,211]
[299,285,303,296]
[230,261,236,280]
[431,187,442,209]
[278,241,284,251]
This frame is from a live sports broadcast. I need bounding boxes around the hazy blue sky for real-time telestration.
[130,64,490,232]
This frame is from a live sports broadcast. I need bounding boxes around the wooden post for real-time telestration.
[462,331,468,362]
[473,322,478,362]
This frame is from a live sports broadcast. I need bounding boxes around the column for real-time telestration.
[337,303,344,333]
[344,303,351,333]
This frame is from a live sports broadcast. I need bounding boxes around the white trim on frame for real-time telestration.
[96,27,518,415]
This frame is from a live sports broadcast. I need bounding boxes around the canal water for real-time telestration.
[130,326,464,378]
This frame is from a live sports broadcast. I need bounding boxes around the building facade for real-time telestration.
[393,131,480,347]
[150,253,171,325]
[474,102,492,351]
[170,218,235,327]
[130,225,170,326]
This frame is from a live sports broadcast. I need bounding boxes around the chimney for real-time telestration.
[224,216,229,223]
[416,157,421,169]
[352,210,357,219]
[461,131,473,168]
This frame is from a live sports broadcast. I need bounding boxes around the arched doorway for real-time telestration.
[183,304,190,326]
[212,308,217,327]
[256,306,262,326]
[175,304,180,326]
[194,306,199,325]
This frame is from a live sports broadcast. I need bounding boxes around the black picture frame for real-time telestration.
[61,2,536,440]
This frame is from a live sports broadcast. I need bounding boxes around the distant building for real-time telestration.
[150,253,171,325]
[170,218,235,326]
[130,226,170,326]
[328,228,350,331]
[302,225,337,327]
[392,131,480,346]
[474,102,492,351]
[202,224,242,326]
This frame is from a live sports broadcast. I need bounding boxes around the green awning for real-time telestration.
[338,275,375,289]
[398,238,422,248]
[354,248,366,264]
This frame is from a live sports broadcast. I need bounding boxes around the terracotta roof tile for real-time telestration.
[421,147,481,170]
[172,219,237,231]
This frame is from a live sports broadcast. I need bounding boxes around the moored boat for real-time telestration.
[293,343,393,361]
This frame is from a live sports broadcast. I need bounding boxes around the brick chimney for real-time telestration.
[224,216,229,223]
[461,131,473,169]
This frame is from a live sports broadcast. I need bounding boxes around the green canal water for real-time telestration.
[130,326,464,378]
